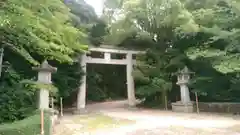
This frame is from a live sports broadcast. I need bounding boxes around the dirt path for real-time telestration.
[54,100,240,135]
[101,108,240,135]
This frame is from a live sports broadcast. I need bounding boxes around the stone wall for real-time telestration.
[195,102,240,113]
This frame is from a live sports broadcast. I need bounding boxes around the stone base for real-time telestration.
[73,109,89,115]
[172,101,194,113]
[127,106,138,111]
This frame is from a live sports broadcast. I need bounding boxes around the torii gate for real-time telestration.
[77,45,144,111]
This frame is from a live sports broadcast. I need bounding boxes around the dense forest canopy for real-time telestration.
[0,0,240,124]
[101,0,240,105]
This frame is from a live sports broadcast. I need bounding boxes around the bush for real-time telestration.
[0,111,51,135]
[0,86,37,123]
[0,66,37,123]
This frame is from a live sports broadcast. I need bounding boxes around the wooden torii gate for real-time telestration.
[77,45,144,111]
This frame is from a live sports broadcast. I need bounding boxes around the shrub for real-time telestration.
[0,66,37,123]
[0,86,38,123]
[0,111,51,135]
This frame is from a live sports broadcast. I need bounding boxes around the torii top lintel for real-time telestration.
[88,45,145,54]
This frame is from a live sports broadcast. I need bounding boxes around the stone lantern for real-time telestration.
[33,60,57,110]
[172,66,194,113]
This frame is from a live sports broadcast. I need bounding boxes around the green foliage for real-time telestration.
[133,49,179,105]
[103,0,199,45]
[0,66,37,123]
[89,20,109,46]
[1,0,88,64]
[102,0,240,104]
[52,61,83,105]
[87,64,127,102]
[0,0,92,123]
[182,0,240,73]
[0,111,51,135]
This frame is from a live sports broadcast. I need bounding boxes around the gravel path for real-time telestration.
[128,128,239,135]
[54,100,240,135]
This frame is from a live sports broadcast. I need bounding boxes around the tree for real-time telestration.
[65,0,97,28]
[1,0,88,65]
[102,0,240,104]
[185,0,240,73]
[0,0,90,123]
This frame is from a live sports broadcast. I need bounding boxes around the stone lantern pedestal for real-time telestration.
[172,66,194,113]
[172,101,193,113]
[33,60,57,110]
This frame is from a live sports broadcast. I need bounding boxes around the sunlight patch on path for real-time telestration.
[54,113,134,135]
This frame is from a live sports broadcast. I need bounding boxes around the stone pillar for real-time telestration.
[77,54,87,110]
[126,53,136,107]
[33,60,57,110]
[172,66,194,113]
[180,84,191,104]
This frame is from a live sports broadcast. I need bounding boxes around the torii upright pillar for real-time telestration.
[126,53,136,107]
[77,54,87,112]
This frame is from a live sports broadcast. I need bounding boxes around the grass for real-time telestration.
[0,111,51,135]
[69,113,134,132]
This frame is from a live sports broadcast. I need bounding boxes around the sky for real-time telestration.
[85,0,104,16]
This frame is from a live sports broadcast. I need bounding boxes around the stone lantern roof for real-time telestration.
[32,60,57,73]
[174,66,194,76]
